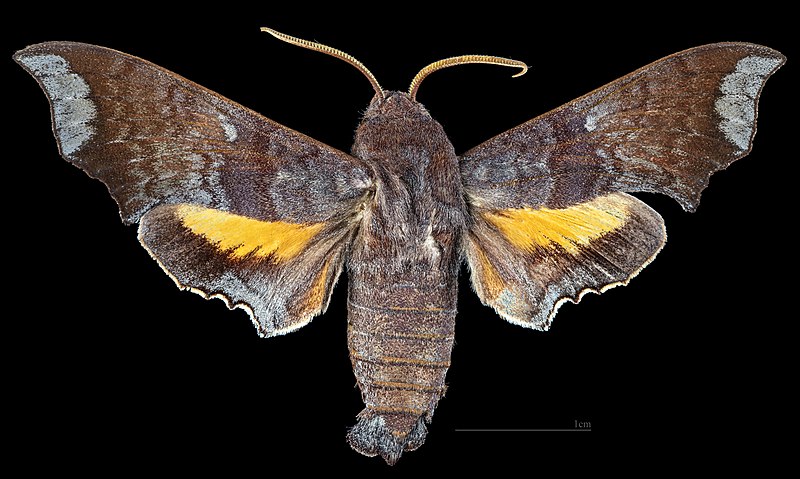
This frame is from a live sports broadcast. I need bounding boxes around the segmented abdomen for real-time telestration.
[346,273,457,463]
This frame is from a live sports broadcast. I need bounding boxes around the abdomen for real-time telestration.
[345,265,458,464]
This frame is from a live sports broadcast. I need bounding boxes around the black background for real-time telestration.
[4,3,794,473]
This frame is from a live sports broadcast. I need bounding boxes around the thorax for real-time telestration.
[349,92,466,268]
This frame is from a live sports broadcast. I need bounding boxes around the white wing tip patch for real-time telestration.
[715,55,783,151]
[17,52,96,157]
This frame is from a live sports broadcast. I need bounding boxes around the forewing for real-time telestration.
[460,43,784,328]
[15,42,373,336]
[13,41,372,225]
[460,43,785,212]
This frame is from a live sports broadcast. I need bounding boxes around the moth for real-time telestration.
[14,28,784,464]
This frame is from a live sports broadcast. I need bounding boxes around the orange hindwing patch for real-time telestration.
[176,204,325,261]
[482,194,630,254]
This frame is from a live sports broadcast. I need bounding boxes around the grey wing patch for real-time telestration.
[715,55,784,151]
[16,53,96,157]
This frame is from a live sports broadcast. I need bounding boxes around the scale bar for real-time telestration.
[455,428,591,432]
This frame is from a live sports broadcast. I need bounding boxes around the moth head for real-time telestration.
[362,91,432,122]
[353,91,441,159]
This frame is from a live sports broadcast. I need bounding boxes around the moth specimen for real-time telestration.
[14,29,784,464]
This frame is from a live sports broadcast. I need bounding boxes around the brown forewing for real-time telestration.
[460,43,785,212]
